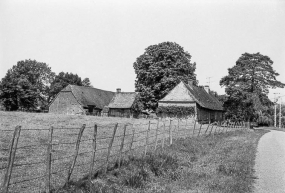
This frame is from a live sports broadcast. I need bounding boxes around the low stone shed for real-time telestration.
[49,85,115,115]
[107,90,137,118]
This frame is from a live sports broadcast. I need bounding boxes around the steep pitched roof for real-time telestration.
[160,81,223,111]
[108,92,137,109]
[62,85,115,109]
[184,83,223,110]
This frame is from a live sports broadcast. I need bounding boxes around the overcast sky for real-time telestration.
[1,0,284,101]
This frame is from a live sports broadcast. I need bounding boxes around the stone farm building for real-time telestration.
[158,80,224,123]
[49,85,115,115]
[107,91,137,118]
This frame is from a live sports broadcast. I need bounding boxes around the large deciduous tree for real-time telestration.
[0,59,55,111]
[133,42,197,111]
[220,52,285,122]
[48,72,92,103]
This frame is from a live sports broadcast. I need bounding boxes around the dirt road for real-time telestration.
[254,129,285,193]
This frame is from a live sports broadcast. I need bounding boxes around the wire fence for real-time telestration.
[0,118,248,193]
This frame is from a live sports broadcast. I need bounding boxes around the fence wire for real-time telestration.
[0,118,246,193]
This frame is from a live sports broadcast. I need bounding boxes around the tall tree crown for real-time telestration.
[133,42,197,110]
[220,52,284,120]
[0,59,55,110]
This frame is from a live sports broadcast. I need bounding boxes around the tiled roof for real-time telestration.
[183,82,224,111]
[159,81,223,111]
[62,85,115,109]
[108,92,137,109]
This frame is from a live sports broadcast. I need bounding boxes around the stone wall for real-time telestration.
[49,92,84,115]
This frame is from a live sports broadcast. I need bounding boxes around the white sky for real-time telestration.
[0,0,285,101]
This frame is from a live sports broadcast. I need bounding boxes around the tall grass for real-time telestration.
[58,129,267,193]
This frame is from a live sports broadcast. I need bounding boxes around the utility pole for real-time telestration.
[279,97,282,129]
[274,93,279,127]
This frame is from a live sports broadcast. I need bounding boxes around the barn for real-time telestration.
[158,80,224,123]
[49,85,115,115]
[107,91,137,118]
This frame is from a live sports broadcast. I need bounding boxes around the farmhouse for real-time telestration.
[49,85,115,115]
[107,89,137,118]
[158,80,224,123]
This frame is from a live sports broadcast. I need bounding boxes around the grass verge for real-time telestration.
[58,129,268,193]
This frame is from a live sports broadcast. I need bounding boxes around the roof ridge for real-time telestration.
[182,81,223,111]
[69,84,114,93]
[117,92,136,94]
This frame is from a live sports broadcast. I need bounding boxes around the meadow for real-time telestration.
[0,111,200,192]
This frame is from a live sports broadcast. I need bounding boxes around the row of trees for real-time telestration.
[0,59,92,111]
[1,42,284,125]
[133,42,284,124]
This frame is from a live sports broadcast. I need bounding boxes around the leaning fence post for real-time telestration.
[209,124,214,135]
[89,124,97,183]
[105,123,118,174]
[162,120,166,148]
[205,123,210,134]
[1,126,21,193]
[177,119,179,137]
[169,120,173,145]
[118,124,127,167]
[192,120,197,136]
[154,119,159,151]
[129,124,135,155]
[144,121,151,156]
[45,127,53,193]
[65,124,86,185]
[214,123,218,134]
[197,123,203,136]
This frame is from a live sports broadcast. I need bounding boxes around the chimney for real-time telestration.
[116,88,121,93]
[204,85,209,93]
[188,79,194,86]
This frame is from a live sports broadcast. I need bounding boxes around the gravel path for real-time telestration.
[254,130,285,193]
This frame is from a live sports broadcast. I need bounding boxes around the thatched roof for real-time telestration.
[160,81,223,111]
[62,85,115,109]
[108,92,137,109]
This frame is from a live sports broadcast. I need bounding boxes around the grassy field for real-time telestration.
[0,111,199,192]
[61,129,268,193]
[0,111,255,193]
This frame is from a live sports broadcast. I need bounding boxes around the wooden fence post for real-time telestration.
[205,123,210,134]
[214,123,218,134]
[129,124,135,155]
[177,119,179,137]
[105,123,118,174]
[209,124,214,135]
[1,126,21,193]
[118,124,127,167]
[65,124,86,185]
[197,124,203,136]
[218,122,222,132]
[162,120,166,148]
[45,127,53,193]
[154,119,159,151]
[192,120,197,136]
[89,124,97,182]
[144,121,151,156]
[169,120,173,145]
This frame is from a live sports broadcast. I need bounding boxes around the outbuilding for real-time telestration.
[158,80,224,123]
[49,85,115,115]
[107,90,137,118]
